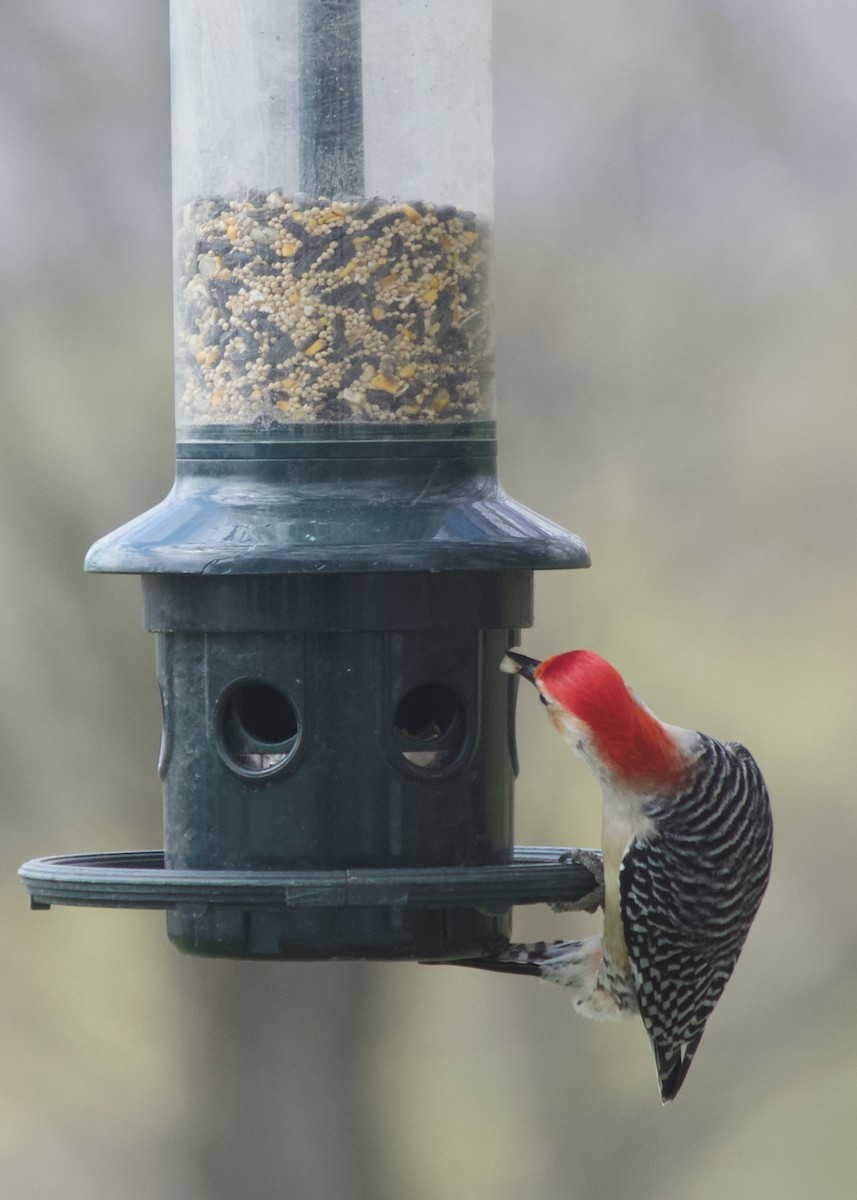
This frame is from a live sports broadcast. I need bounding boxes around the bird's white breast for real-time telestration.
[600,785,658,969]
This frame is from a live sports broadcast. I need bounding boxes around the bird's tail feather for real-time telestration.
[454,939,582,976]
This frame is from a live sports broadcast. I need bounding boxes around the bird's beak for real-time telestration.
[499,649,542,684]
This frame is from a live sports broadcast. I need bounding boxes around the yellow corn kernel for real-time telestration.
[372,305,385,321]
[401,204,421,223]
[371,373,401,395]
[430,389,451,414]
[225,223,238,241]
[422,288,438,305]
[211,390,225,408]
[305,339,325,357]
[339,260,357,278]
[288,290,300,305]
[399,364,416,378]
[280,240,298,258]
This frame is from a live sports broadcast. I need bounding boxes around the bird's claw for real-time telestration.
[550,848,604,913]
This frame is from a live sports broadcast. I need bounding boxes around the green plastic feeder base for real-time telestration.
[28,425,594,961]
[18,847,601,961]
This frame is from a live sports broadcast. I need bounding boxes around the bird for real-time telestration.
[477,648,773,1102]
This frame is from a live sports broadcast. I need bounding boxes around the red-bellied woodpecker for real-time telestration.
[482,648,773,1102]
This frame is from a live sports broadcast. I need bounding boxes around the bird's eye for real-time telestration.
[539,693,550,707]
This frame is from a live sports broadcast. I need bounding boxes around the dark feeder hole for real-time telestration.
[218,681,300,775]
[395,684,465,770]
[18,0,600,963]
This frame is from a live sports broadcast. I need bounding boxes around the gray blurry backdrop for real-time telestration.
[2,2,855,1197]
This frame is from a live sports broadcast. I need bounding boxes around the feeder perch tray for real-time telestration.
[19,847,602,961]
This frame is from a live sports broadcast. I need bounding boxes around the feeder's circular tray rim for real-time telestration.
[19,847,600,912]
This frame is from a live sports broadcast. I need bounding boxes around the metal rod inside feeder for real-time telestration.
[299,0,364,196]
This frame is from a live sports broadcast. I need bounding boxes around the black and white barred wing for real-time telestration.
[620,736,773,1101]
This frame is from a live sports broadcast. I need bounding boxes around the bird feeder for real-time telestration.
[20,0,596,960]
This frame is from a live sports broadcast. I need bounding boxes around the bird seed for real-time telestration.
[176,192,493,427]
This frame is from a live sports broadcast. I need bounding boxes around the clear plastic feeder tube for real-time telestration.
[171,0,494,435]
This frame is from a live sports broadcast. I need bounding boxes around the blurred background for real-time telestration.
[2,1,855,1196]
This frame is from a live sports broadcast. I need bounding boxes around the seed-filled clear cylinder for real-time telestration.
[171,0,494,435]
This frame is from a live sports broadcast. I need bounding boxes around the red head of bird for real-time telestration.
[502,648,690,791]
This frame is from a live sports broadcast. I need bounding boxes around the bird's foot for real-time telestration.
[549,848,604,913]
